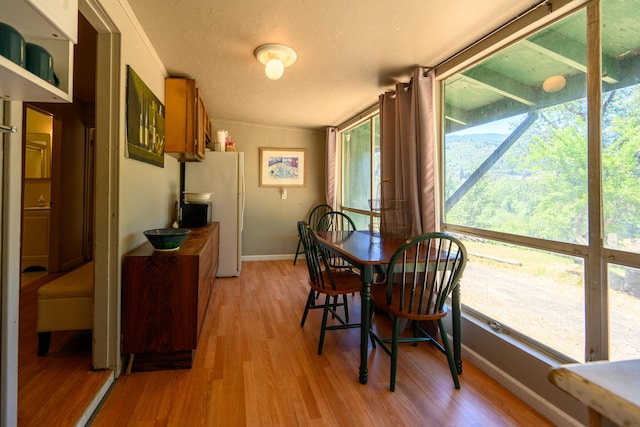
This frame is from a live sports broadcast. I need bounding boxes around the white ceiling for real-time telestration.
[126,0,540,130]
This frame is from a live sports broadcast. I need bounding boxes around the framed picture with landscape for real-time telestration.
[259,147,306,188]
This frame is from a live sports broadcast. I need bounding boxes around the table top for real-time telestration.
[315,230,408,266]
[126,223,218,257]
[548,359,640,426]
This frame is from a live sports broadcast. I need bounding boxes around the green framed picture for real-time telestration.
[125,65,165,167]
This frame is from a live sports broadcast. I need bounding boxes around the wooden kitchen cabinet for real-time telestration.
[165,78,211,162]
[122,222,219,372]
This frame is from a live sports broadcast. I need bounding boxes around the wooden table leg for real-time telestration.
[359,266,373,384]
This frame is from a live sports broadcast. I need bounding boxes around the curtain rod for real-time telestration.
[424,0,552,75]
[336,103,379,131]
[335,0,554,128]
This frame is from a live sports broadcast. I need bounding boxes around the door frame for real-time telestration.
[1,102,24,427]
[79,0,121,373]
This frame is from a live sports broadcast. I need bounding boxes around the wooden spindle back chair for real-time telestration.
[369,232,467,391]
[298,221,362,355]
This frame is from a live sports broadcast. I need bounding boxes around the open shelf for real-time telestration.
[0,0,75,102]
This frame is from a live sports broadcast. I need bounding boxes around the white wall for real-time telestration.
[95,0,180,255]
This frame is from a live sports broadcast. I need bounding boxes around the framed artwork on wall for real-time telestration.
[259,147,306,187]
[125,65,165,167]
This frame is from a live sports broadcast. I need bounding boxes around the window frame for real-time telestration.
[437,0,640,363]
[338,110,380,228]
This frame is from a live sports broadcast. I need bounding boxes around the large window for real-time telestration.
[442,1,640,362]
[601,0,640,362]
[340,114,380,230]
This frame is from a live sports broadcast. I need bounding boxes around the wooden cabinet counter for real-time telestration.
[122,222,219,372]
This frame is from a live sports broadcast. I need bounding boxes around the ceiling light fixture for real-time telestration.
[542,75,566,93]
[254,44,297,80]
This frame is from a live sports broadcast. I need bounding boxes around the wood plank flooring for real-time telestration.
[90,260,553,426]
[18,273,111,427]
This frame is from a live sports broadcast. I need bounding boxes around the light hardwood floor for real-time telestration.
[18,272,110,427]
[90,260,553,426]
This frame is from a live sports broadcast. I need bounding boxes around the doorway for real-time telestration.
[21,108,53,282]
[17,13,109,426]
[2,1,121,424]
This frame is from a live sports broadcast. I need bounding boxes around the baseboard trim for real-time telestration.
[242,254,300,262]
[77,372,115,427]
[462,345,583,427]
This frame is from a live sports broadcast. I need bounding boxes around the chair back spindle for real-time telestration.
[315,211,357,270]
[386,233,466,318]
[297,221,336,292]
[316,211,356,233]
[308,204,332,230]
[293,204,332,265]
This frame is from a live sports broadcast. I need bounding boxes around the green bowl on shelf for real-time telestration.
[0,22,25,67]
[25,42,55,85]
[143,228,191,251]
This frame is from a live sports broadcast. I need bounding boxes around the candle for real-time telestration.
[216,130,227,144]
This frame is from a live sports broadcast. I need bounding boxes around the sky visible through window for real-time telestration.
[449,114,526,137]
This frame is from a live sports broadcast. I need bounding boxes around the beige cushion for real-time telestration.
[36,261,94,333]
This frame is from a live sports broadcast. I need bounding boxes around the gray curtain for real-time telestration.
[325,127,338,209]
[379,67,436,235]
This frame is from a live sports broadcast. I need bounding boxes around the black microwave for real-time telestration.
[180,202,211,227]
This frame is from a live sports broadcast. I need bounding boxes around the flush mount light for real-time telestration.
[254,44,297,80]
[542,75,567,93]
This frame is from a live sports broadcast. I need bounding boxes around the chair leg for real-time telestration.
[293,237,302,265]
[369,300,377,349]
[342,294,349,323]
[300,288,316,327]
[318,295,331,355]
[390,316,400,392]
[330,295,339,318]
[37,331,51,356]
[438,319,460,389]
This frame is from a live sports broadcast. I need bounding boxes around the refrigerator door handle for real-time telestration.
[239,166,245,232]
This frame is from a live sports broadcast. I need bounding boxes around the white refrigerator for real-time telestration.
[185,151,245,277]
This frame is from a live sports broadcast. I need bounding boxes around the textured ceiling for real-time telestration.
[126,0,541,130]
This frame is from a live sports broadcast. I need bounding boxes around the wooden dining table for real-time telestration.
[315,229,463,385]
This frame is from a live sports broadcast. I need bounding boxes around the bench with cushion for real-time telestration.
[36,261,94,356]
